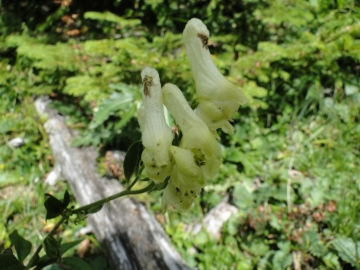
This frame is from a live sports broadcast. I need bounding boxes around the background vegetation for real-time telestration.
[1,0,359,269]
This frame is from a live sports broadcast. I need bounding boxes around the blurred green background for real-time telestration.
[0,0,359,269]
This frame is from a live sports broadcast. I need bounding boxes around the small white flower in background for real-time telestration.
[183,18,248,136]
[162,83,221,178]
[138,67,173,183]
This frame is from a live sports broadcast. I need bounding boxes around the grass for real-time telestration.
[1,83,360,269]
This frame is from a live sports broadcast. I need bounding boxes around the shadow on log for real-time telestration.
[35,96,192,270]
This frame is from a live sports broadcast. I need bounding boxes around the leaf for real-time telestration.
[123,140,143,181]
[60,240,83,255]
[44,194,65,220]
[26,253,39,269]
[151,177,169,191]
[85,204,103,214]
[0,172,22,188]
[9,230,32,263]
[89,92,134,129]
[44,191,71,220]
[249,239,269,257]
[0,253,26,270]
[332,237,360,267]
[43,236,60,259]
[232,184,253,209]
[258,250,275,270]
[322,252,341,269]
[62,190,70,209]
[272,250,292,269]
[345,84,359,96]
[84,11,141,27]
[62,257,92,270]
[302,230,325,257]
[114,104,137,130]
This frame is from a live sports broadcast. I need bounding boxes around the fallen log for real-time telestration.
[35,96,192,270]
[188,194,238,239]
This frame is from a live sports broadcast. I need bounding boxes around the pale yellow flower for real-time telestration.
[162,83,221,178]
[138,67,173,183]
[183,18,248,135]
[162,146,205,212]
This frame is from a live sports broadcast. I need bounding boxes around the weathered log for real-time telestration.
[35,96,192,270]
[188,194,238,239]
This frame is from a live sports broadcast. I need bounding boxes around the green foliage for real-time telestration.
[0,253,26,270]
[332,238,360,267]
[0,0,359,269]
[44,191,70,220]
[8,230,32,263]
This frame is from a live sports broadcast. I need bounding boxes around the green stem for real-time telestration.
[27,181,155,269]
[26,215,67,269]
[72,181,155,214]
[127,177,139,191]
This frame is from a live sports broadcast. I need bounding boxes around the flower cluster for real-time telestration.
[138,18,247,213]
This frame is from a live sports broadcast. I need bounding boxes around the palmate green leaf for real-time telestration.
[123,140,143,182]
[8,230,32,263]
[89,91,134,129]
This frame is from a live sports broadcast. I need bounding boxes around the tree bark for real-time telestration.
[35,96,192,270]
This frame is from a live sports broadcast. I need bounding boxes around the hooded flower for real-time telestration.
[183,18,248,136]
[162,83,221,178]
[138,67,173,183]
[162,146,205,212]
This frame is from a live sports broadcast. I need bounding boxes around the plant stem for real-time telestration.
[127,176,139,191]
[27,181,155,269]
[72,181,155,214]
[26,215,67,269]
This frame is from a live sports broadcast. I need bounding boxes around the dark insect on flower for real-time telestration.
[197,33,209,49]
[143,75,153,97]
